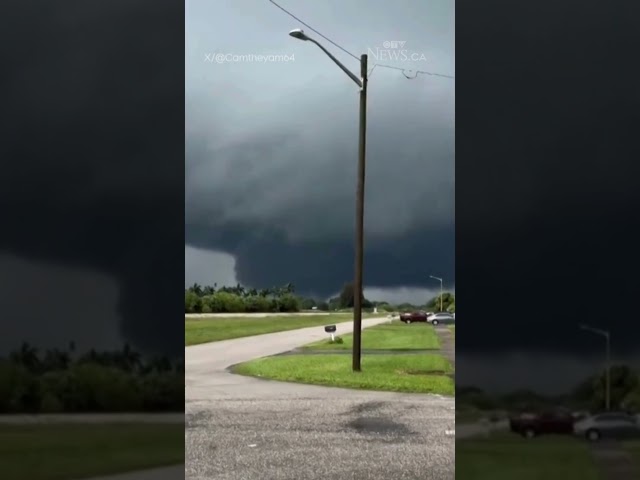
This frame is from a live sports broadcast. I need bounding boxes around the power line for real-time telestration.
[268,0,454,80]
[374,63,455,80]
[268,0,360,61]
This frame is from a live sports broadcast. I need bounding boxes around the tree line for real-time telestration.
[0,342,183,413]
[185,282,309,313]
[458,365,640,413]
[185,282,456,314]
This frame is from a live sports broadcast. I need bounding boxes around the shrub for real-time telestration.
[185,291,202,313]
[185,287,302,313]
[201,294,223,312]
[214,292,246,313]
[40,392,64,413]
[275,294,300,312]
[139,371,184,411]
[244,295,271,313]
[0,361,40,413]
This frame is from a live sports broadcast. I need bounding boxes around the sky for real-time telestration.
[185,0,455,304]
[1,0,185,356]
[2,0,637,394]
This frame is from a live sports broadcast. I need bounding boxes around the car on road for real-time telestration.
[509,409,575,438]
[399,311,429,323]
[427,312,455,325]
[574,412,640,441]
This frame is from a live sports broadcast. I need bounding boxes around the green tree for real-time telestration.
[572,365,639,411]
[299,297,317,310]
[188,283,203,296]
[622,387,640,413]
[426,292,455,312]
[185,291,202,313]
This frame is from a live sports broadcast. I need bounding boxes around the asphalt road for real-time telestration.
[186,317,455,480]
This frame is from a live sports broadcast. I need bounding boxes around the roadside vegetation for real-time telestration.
[626,441,640,468]
[232,318,454,395]
[456,432,598,480]
[304,321,440,351]
[185,282,455,314]
[0,343,183,414]
[185,313,375,346]
[457,365,640,421]
[1,423,184,480]
[233,353,454,395]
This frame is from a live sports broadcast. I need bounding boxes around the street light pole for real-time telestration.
[352,53,367,372]
[430,275,444,311]
[289,29,367,372]
[579,324,611,411]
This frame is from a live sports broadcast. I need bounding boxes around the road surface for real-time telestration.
[186,317,455,480]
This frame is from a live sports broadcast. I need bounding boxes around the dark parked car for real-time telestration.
[399,311,429,323]
[509,409,575,438]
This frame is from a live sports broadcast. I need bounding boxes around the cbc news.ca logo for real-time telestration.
[368,41,427,62]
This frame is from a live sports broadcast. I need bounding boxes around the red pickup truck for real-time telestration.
[509,410,575,438]
[399,311,430,323]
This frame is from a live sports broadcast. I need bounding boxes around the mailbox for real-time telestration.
[324,324,337,342]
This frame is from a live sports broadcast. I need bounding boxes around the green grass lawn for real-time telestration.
[456,433,598,480]
[449,325,455,337]
[304,321,440,350]
[0,423,184,480]
[232,353,454,395]
[185,313,369,345]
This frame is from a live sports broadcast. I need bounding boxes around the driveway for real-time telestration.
[186,317,455,480]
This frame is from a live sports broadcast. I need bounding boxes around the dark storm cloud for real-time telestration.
[185,76,455,297]
[1,1,184,354]
[456,0,640,357]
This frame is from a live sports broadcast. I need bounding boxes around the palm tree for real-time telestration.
[120,343,141,372]
[190,283,203,296]
[203,285,215,295]
[42,348,70,371]
[10,342,41,372]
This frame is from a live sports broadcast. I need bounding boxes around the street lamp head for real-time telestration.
[289,28,309,41]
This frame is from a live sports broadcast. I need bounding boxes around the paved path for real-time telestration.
[186,317,455,480]
[589,440,639,480]
[434,326,455,369]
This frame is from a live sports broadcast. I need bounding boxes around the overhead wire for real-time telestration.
[268,0,360,62]
[268,0,454,81]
